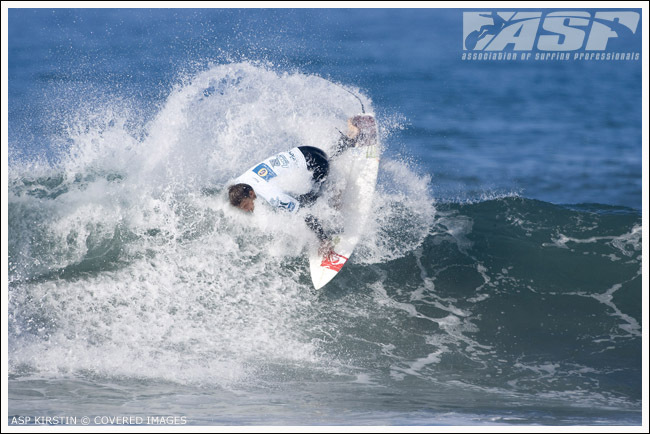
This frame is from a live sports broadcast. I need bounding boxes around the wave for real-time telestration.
[8,63,641,412]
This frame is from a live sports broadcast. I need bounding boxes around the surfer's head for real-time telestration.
[228,183,256,212]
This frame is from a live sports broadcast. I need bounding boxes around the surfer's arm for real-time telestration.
[334,115,377,156]
[332,131,356,157]
[332,116,363,156]
[296,190,322,207]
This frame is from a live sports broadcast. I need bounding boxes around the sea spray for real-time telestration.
[8,62,434,387]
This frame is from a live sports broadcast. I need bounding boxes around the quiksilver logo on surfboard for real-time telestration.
[321,252,348,272]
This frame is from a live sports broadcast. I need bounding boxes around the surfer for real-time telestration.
[227,115,375,241]
[227,146,329,215]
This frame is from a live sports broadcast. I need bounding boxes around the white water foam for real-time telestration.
[8,62,437,386]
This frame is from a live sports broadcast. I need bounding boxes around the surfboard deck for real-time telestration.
[309,115,380,289]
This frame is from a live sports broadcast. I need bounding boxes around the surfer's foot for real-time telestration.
[318,239,334,256]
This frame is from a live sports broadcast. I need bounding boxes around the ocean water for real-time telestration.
[6,8,644,426]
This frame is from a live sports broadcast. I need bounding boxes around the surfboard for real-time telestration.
[309,114,380,289]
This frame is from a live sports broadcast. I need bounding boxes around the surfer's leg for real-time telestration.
[298,146,329,184]
[333,133,356,157]
[296,146,330,207]
[304,214,330,241]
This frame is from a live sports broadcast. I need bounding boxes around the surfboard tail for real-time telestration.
[310,250,349,289]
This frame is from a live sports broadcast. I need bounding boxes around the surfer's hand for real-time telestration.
[347,118,360,140]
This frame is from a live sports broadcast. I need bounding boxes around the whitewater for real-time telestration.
[7,62,642,425]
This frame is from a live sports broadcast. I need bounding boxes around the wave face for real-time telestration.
[8,63,641,425]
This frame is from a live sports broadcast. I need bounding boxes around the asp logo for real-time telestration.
[463,11,640,51]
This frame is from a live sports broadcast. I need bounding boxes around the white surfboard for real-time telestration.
[309,115,380,289]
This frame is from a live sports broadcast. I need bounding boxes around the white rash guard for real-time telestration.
[233,147,309,214]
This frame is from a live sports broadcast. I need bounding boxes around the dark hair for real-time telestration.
[228,183,253,207]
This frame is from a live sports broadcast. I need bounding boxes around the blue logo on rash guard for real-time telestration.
[270,197,296,212]
[253,163,277,181]
[269,155,289,168]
